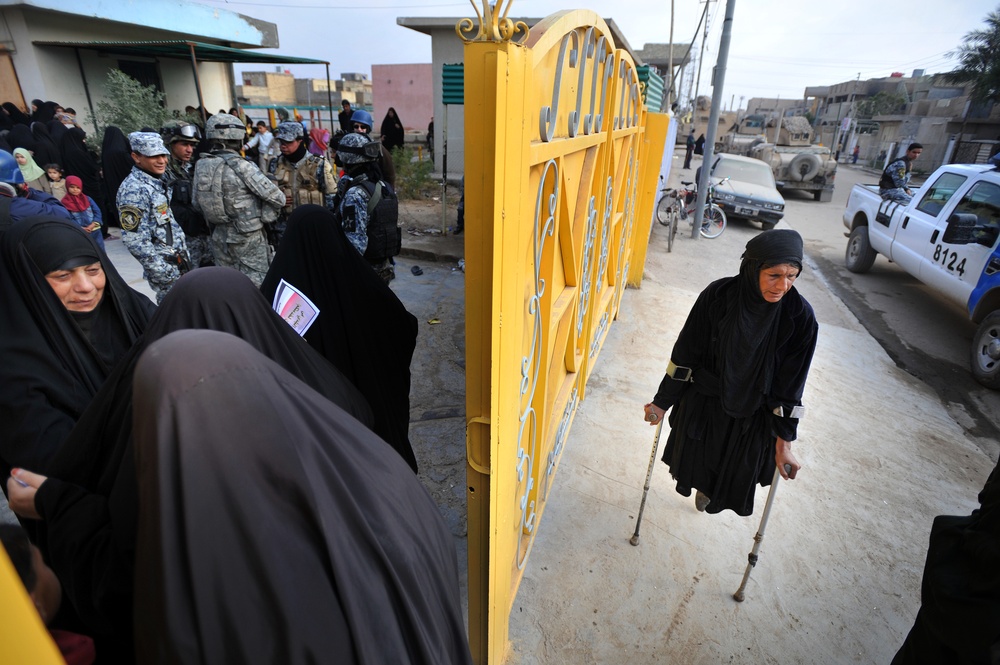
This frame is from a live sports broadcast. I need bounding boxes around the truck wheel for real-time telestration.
[788,153,821,182]
[971,311,1000,389]
[845,226,877,273]
[814,188,833,203]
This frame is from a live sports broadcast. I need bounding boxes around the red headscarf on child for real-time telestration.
[61,175,89,213]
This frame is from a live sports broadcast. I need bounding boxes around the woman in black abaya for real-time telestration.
[99,127,132,229]
[379,107,405,152]
[0,216,154,480]
[30,122,60,167]
[262,204,420,472]
[7,268,373,657]
[643,229,818,516]
[132,329,472,664]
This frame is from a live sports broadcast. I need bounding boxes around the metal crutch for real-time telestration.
[733,464,791,602]
[629,417,665,546]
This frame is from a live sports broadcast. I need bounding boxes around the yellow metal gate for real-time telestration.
[461,5,668,662]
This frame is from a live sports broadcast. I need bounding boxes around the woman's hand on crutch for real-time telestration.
[643,402,666,426]
[775,437,800,480]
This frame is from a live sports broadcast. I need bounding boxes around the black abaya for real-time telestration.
[262,205,420,472]
[32,268,373,653]
[0,216,154,480]
[30,122,61,167]
[891,459,1000,664]
[652,230,817,516]
[132,329,472,664]
[100,127,132,228]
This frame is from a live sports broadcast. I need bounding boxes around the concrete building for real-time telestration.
[807,71,1000,170]
[633,43,691,111]
[241,69,297,106]
[0,0,320,133]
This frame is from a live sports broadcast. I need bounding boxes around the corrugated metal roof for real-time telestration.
[32,40,327,65]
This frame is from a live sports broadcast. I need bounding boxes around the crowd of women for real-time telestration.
[0,195,472,662]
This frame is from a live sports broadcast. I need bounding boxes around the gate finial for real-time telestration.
[457,0,528,43]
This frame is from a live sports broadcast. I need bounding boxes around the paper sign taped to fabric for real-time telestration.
[272,279,320,337]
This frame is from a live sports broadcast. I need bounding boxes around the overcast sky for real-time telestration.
[204,0,989,110]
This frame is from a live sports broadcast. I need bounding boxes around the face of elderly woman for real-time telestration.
[758,264,799,303]
[45,262,106,312]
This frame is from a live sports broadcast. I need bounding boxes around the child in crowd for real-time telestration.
[0,524,96,665]
[44,163,66,201]
[62,175,105,250]
[13,147,51,194]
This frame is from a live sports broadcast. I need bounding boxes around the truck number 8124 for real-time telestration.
[933,244,967,276]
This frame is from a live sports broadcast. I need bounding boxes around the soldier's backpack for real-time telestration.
[358,179,401,262]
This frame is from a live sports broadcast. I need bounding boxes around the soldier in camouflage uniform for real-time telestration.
[192,113,285,287]
[117,132,190,303]
[335,132,396,284]
[271,121,336,220]
[161,121,213,268]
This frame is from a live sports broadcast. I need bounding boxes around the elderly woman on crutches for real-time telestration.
[642,229,818,517]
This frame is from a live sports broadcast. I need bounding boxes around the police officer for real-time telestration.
[271,121,336,220]
[349,109,396,188]
[335,132,398,284]
[0,149,71,231]
[117,132,190,303]
[192,113,285,288]
[161,121,213,268]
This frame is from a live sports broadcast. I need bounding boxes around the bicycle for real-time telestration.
[656,177,728,248]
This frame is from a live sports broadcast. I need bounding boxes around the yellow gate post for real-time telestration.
[461,4,666,662]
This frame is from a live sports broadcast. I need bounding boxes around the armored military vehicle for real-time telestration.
[718,115,837,202]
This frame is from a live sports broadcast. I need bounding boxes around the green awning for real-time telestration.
[32,40,327,65]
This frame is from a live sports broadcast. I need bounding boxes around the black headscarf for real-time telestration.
[32,101,58,125]
[0,106,11,132]
[6,123,37,154]
[718,229,804,418]
[30,122,60,167]
[132,330,472,664]
[33,268,373,649]
[3,102,31,126]
[0,216,154,480]
[100,127,133,227]
[262,205,420,472]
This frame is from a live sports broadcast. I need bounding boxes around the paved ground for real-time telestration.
[502,150,996,663]
[4,154,995,664]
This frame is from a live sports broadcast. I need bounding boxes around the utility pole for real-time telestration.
[667,0,675,109]
[692,0,735,239]
[691,1,712,117]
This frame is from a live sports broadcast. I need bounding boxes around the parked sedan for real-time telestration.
[707,154,786,230]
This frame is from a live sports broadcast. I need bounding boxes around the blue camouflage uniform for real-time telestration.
[879,156,914,203]
[336,173,395,283]
[337,173,371,255]
[118,133,189,303]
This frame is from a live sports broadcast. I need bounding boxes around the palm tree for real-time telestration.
[945,7,1000,104]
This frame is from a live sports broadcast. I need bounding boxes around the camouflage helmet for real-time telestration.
[161,120,201,145]
[274,121,305,142]
[336,131,379,165]
[0,150,25,184]
[205,113,247,141]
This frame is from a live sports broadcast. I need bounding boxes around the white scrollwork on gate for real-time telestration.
[516,159,557,569]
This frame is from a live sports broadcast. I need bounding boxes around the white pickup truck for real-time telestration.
[842,160,1000,388]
